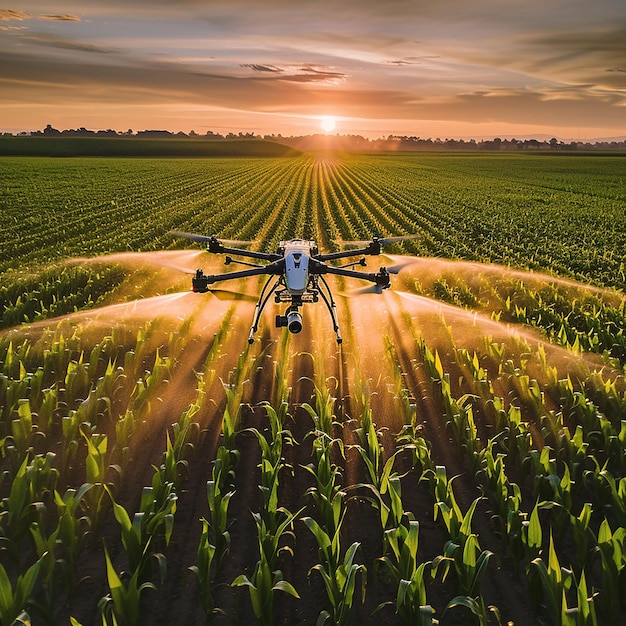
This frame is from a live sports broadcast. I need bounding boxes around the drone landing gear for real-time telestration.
[246,276,343,345]
[318,276,342,344]
[248,276,281,344]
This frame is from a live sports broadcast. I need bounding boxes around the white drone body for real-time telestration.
[282,240,314,296]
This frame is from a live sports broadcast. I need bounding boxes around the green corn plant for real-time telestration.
[81,430,110,529]
[254,506,303,571]
[594,517,626,625]
[37,385,58,435]
[170,402,201,473]
[396,424,435,478]
[189,446,237,618]
[232,507,299,626]
[220,402,239,451]
[99,542,156,626]
[568,569,598,626]
[0,454,54,561]
[530,531,573,624]
[480,441,524,553]
[302,380,337,437]
[302,430,345,534]
[384,335,418,428]
[421,465,456,509]
[434,488,482,548]
[64,354,91,408]
[232,557,299,626]
[220,343,258,448]
[105,483,175,585]
[520,499,543,567]
[303,516,367,626]
[352,409,399,493]
[0,556,42,626]
[206,477,234,572]
[189,518,220,620]
[29,521,61,615]
[115,408,136,475]
[10,398,34,465]
[54,483,93,591]
[570,503,594,571]
[359,474,412,540]
[377,520,436,625]
[440,534,495,626]
[597,469,626,526]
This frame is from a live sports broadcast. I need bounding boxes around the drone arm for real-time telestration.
[315,241,382,262]
[192,262,283,292]
[310,260,390,289]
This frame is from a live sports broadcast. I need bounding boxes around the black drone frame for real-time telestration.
[172,233,394,344]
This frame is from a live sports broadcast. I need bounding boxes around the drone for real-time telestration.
[170,232,417,344]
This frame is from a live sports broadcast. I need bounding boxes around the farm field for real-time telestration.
[1,152,626,625]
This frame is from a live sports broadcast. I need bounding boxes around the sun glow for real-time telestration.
[320,116,336,132]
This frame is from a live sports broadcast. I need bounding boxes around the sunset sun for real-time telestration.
[320,116,336,133]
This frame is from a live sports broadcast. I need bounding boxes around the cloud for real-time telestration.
[241,64,282,73]
[20,33,119,54]
[0,9,30,21]
[40,14,81,21]
[0,9,80,22]
[241,63,347,84]
[385,56,439,67]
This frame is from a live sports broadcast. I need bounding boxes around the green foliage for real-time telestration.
[99,543,156,626]
[0,557,42,625]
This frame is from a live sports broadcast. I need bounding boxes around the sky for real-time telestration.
[1,0,625,140]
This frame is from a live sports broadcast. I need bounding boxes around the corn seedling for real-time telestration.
[0,556,42,626]
[303,516,367,626]
[439,534,495,626]
[206,477,234,572]
[232,510,300,626]
[0,454,54,561]
[530,531,574,624]
[377,520,436,625]
[99,542,156,626]
[594,517,626,624]
[105,483,175,585]
[302,430,345,535]
[54,483,93,591]
[189,518,220,619]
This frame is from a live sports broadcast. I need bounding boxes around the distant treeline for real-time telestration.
[0,134,300,158]
[2,124,625,153]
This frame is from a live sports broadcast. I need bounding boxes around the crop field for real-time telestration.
[1,152,626,625]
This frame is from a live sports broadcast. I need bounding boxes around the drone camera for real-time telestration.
[275,310,303,333]
[287,310,303,333]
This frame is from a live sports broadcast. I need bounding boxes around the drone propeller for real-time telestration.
[386,259,417,274]
[170,231,257,246]
[206,288,258,302]
[334,234,421,247]
[341,284,388,297]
